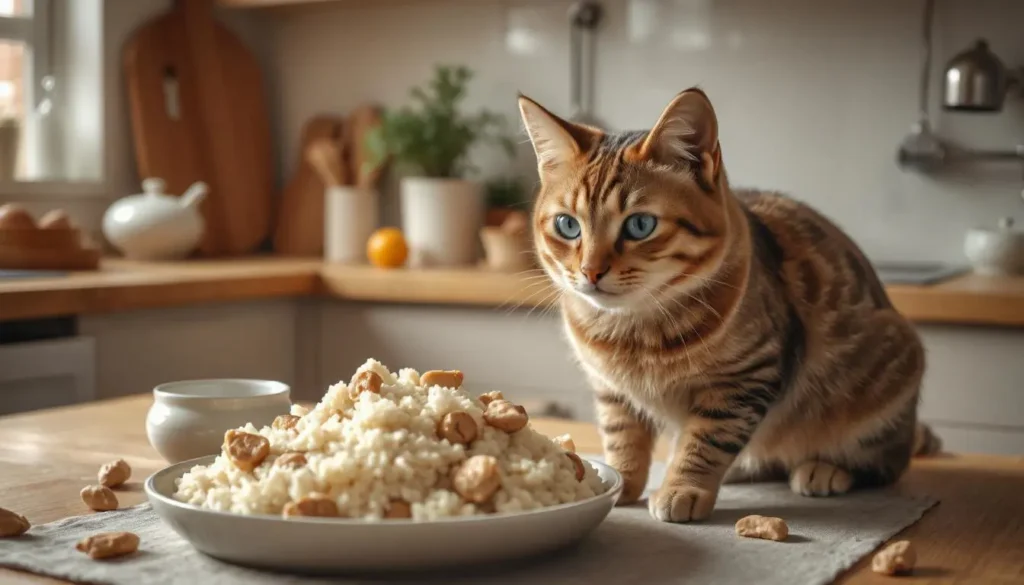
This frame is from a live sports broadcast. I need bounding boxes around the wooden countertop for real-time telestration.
[2,257,1024,327]
[0,258,321,321]
[1,394,1022,584]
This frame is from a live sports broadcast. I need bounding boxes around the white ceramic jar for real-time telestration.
[400,177,483,267]
[103,178,207,261]
[963,217,1024,276]
[146,379,291,464]
[324,185,378,263]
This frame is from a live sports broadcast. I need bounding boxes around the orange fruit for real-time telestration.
[366,227,408,269]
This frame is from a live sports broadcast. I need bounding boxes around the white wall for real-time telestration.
[273,0,1024,264]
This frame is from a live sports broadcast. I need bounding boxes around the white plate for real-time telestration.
[145,455,623,573]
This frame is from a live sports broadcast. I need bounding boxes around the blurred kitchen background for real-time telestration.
[1,0,1022,454]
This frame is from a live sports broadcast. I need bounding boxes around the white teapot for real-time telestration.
[103,178,207,261]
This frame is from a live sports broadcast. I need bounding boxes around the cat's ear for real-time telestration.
[518,94,598,177]
[635,87,722,190]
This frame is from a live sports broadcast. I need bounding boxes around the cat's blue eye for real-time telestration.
[623,213,658,240]
[554,214,581,240]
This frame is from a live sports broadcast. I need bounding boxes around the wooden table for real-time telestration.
[1,395,1021,584]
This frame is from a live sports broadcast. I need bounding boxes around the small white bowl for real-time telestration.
[146,379,291,464]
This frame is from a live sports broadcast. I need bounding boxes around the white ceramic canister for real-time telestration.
[399,177,484,267]
[963,217,1024,276]
[324,186,379,263]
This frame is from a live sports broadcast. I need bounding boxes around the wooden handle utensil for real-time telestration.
[305,139,347,188]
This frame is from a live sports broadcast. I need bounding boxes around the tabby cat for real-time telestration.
[518,88,940,523]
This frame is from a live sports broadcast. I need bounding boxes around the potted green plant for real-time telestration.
[365,65,514,267]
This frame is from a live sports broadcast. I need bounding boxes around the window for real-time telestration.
[0,0,103,194]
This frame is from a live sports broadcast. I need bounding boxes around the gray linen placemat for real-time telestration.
[0,458,937,585]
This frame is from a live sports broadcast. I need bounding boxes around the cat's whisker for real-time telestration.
[523,288,563,320]
[536,292,564,319]
[507,289,555,318]
[499,280,559,314]
[656,290,722,365]
[655,291,715,365]
[515,274,554,285]
[687,290,723,321]
[645,290,699,376]
[668,270,739,292]
[692,273,740,291]
[513,273,553,285]
[502,287,558,315]
[513,268,548,277]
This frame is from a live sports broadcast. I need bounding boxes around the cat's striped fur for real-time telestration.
[518,88,939,523]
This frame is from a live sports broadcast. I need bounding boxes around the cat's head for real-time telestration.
[518,88,737,315]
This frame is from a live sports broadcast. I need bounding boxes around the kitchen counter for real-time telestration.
[0,258,320,321]
[0,394,1022,584]
[1,257,1024,327]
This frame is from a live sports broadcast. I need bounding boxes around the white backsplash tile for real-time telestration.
[273,0,1024,264]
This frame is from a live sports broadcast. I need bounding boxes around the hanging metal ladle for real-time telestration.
[568,1,606,129]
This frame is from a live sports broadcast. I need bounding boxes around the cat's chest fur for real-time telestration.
[562,314,715,418]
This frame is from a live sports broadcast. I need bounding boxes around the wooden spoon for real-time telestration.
[305,139,347,188]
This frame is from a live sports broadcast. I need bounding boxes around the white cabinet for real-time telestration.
[917,325,1024,456]
[2,297,1020,455]
[317,303,590,418]
[79,300,298,401]
[0,337,96,415]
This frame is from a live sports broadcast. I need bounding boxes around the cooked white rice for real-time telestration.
[173,359,607,520]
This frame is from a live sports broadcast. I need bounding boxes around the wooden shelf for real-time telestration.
[2,257,1024,327]
[218,0,371,7]
[317,264,553,310]
[0,258,321,320]
[218,0,469,7]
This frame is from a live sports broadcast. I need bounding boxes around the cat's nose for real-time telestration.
[581,263,610,285]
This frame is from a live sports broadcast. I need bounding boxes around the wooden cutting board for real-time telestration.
[124,0,273,256]
[273,115,345,256]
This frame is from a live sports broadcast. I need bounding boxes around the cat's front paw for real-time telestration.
[613,471,649,506]
[789,461,853,497]
[648,483,718,523]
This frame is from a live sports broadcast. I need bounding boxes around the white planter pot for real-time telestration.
[324,186,379,264]
[400,177,483,267]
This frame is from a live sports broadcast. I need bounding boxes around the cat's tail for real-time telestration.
[913,422,943,457]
